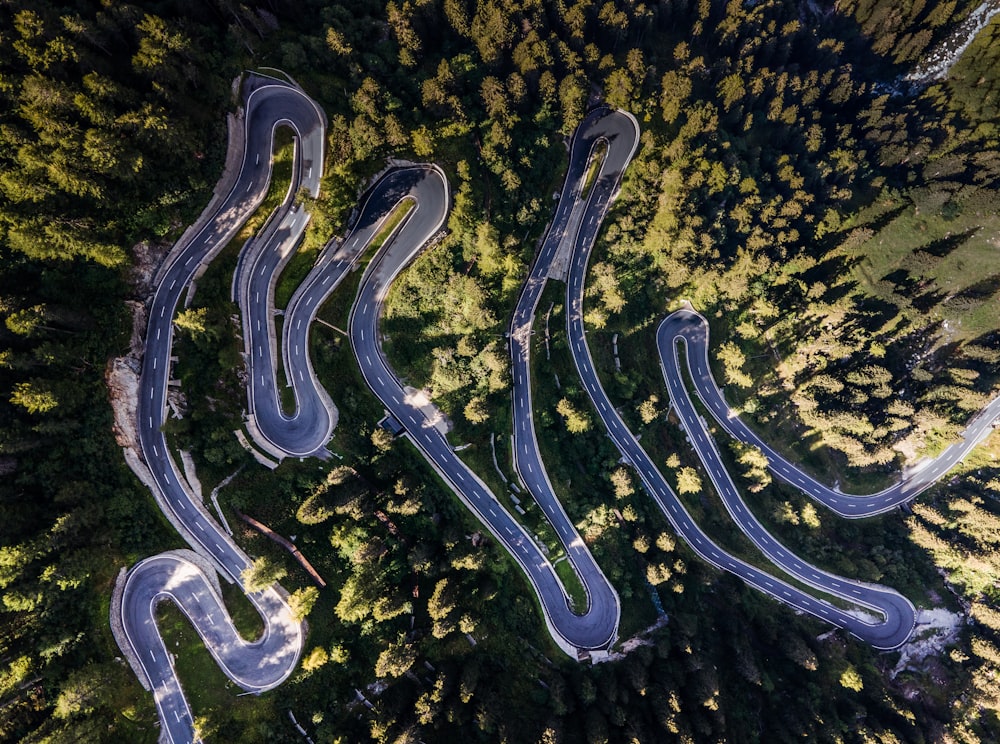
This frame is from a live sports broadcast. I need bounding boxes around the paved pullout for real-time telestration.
[661,307,1000,518]
[560,113,915,649]
[116,75,321,743]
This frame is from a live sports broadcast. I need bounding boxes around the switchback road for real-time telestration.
[560,115,915,649]
[120,70,999,742]
[662,307,1000,518]
[347,164,622,655]
[116,74,320,743]
[506,107,638,653]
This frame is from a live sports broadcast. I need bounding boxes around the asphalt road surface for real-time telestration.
[120,554,300,744]
[346,164,625,656]
[119,71,994,742]
[558,116,916,648]
[661,307,1000,518]
[239,163,467,459]
[118,74,318,743]
[505,106,642,653]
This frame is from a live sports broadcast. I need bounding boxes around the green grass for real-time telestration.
[553,558,588,612]
[155,601,276,736]
[370,197,415,252]
[219,580,266,641]
[848,191,1000,343]
[270,315,297,415]
[240,127,296,242]
[580,140,608,201]
[274,244,320,309]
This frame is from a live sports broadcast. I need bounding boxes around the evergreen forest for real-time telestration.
[4,0,1000,742]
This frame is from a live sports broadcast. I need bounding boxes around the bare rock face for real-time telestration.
[124,300,147,364]
[106,291,150,456]
[106,356,142,454]
[106,286,154,478]
[128,240,171,300]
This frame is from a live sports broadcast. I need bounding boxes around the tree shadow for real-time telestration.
[800,252,864,287]
[864,202,910,235]
[845,295,898,333]
[881,268,918,295]
[919,227,980,258]
[953,273,1000,302]
[911,287,947,313]
[820,278,858,306]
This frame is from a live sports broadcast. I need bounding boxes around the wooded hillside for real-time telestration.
[4,1,1000,742]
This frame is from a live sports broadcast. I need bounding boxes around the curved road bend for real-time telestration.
[662,308,1000,518]
[121,554,300,744]
[507,107,638,647]
[241,166,454,458]
[119,76,322,742]
[232,80,334,460]
[561,114,915,649]
[347,165,620,656]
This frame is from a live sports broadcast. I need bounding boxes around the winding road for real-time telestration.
[115,74,325,744]
[541,110,917,649]
[347,163,622,656]
[660,307,1000,518]
[115,68,1000,742]
[505,107,639,652]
